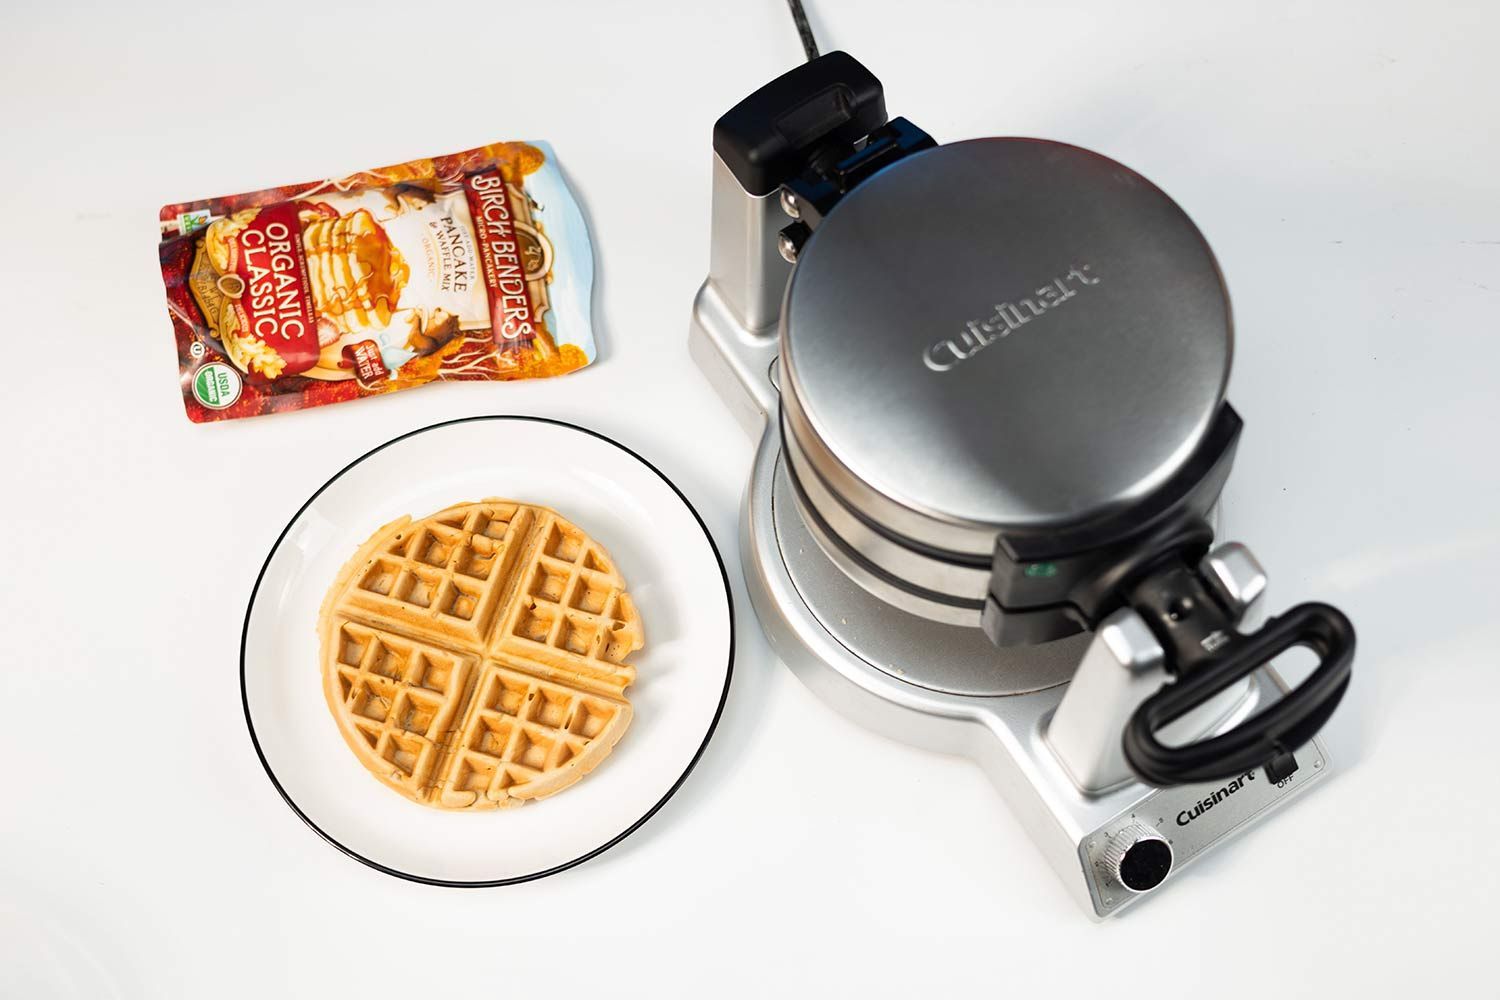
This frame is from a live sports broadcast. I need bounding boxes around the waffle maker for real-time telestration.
[689,52,1355,917]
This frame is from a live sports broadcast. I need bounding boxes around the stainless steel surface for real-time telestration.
[1045,610,1259,794]
[773,438,1081,696]
[777,230,799,263]
[734,421,1329,918]
[780,138,1234,554]
[1046,609,1167,791]
[783,423,990,613]
[1046,543,1268,793]
[688,281,777,437]
[785,410,1227,626]
[780,360,995,555]
[1099,824,1172,893]
[779,188,802,220]
[1202,542,1269,620]
[1080,733,1327,915]
[787,467,978,625]
[708,153,792,335]
[688,141,1332,919]
[688,156,784,438]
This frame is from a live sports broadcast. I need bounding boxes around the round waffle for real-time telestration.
[317,499,644,810]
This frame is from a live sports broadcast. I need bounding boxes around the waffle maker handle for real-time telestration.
[1121,559,1355,786]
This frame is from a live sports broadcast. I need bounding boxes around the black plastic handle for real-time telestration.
[713,51,887,196]
[1123,602,1355,786]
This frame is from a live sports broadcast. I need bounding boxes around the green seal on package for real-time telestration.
[193,361,242,410]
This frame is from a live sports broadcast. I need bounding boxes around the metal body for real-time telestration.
[688,155,790,438]
[745,418,1329,919]
[777,139,1235,623]
[1047,547,1269,793]
[689,159,1329,915]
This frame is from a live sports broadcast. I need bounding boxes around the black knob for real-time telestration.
[1102,825,1173,893]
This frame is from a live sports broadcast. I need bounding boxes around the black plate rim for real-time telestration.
[239,414,735,887]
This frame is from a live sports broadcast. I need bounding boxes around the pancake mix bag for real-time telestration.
[158,141,595,422]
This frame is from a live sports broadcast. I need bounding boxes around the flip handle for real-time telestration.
[1123,602,1355,786]
[713,51,888,197]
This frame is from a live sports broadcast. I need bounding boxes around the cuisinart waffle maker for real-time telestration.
[688,52,1356,917]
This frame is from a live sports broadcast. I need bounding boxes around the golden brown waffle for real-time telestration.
[318,499,644,810]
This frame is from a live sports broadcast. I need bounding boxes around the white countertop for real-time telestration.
[3,1,1495,995]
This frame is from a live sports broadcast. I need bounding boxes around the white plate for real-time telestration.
[241,416,733,885]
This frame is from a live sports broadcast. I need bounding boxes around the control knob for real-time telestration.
[1100,824,1173,893]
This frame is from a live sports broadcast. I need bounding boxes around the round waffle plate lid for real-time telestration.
[781,138,1233,535]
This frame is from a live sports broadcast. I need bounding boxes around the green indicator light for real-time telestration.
[1024,562,1059,579]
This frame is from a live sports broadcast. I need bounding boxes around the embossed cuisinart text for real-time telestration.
[922,264,1100,373]
[1176,770,1256,827]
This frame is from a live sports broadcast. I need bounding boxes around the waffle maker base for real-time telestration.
[692,288,1332,918]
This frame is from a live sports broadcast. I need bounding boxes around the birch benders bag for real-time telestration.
[158,141,595,422]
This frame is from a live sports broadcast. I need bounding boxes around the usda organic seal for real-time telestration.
[193,361,242,410]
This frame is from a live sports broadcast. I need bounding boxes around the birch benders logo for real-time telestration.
[922,264,1100,373]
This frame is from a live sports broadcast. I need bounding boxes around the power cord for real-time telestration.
[785,0,820,61]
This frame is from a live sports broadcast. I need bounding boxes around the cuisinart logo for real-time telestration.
[922,263,1100,373]
[1176,770,1256,827]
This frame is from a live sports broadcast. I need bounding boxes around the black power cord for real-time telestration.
[785,0,820,61]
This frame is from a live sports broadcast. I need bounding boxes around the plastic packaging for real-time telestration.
[158,141,594,422]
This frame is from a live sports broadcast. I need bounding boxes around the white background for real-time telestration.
[2,1,1496,995]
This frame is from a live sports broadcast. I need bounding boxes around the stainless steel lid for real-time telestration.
[780,138,1233,559]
